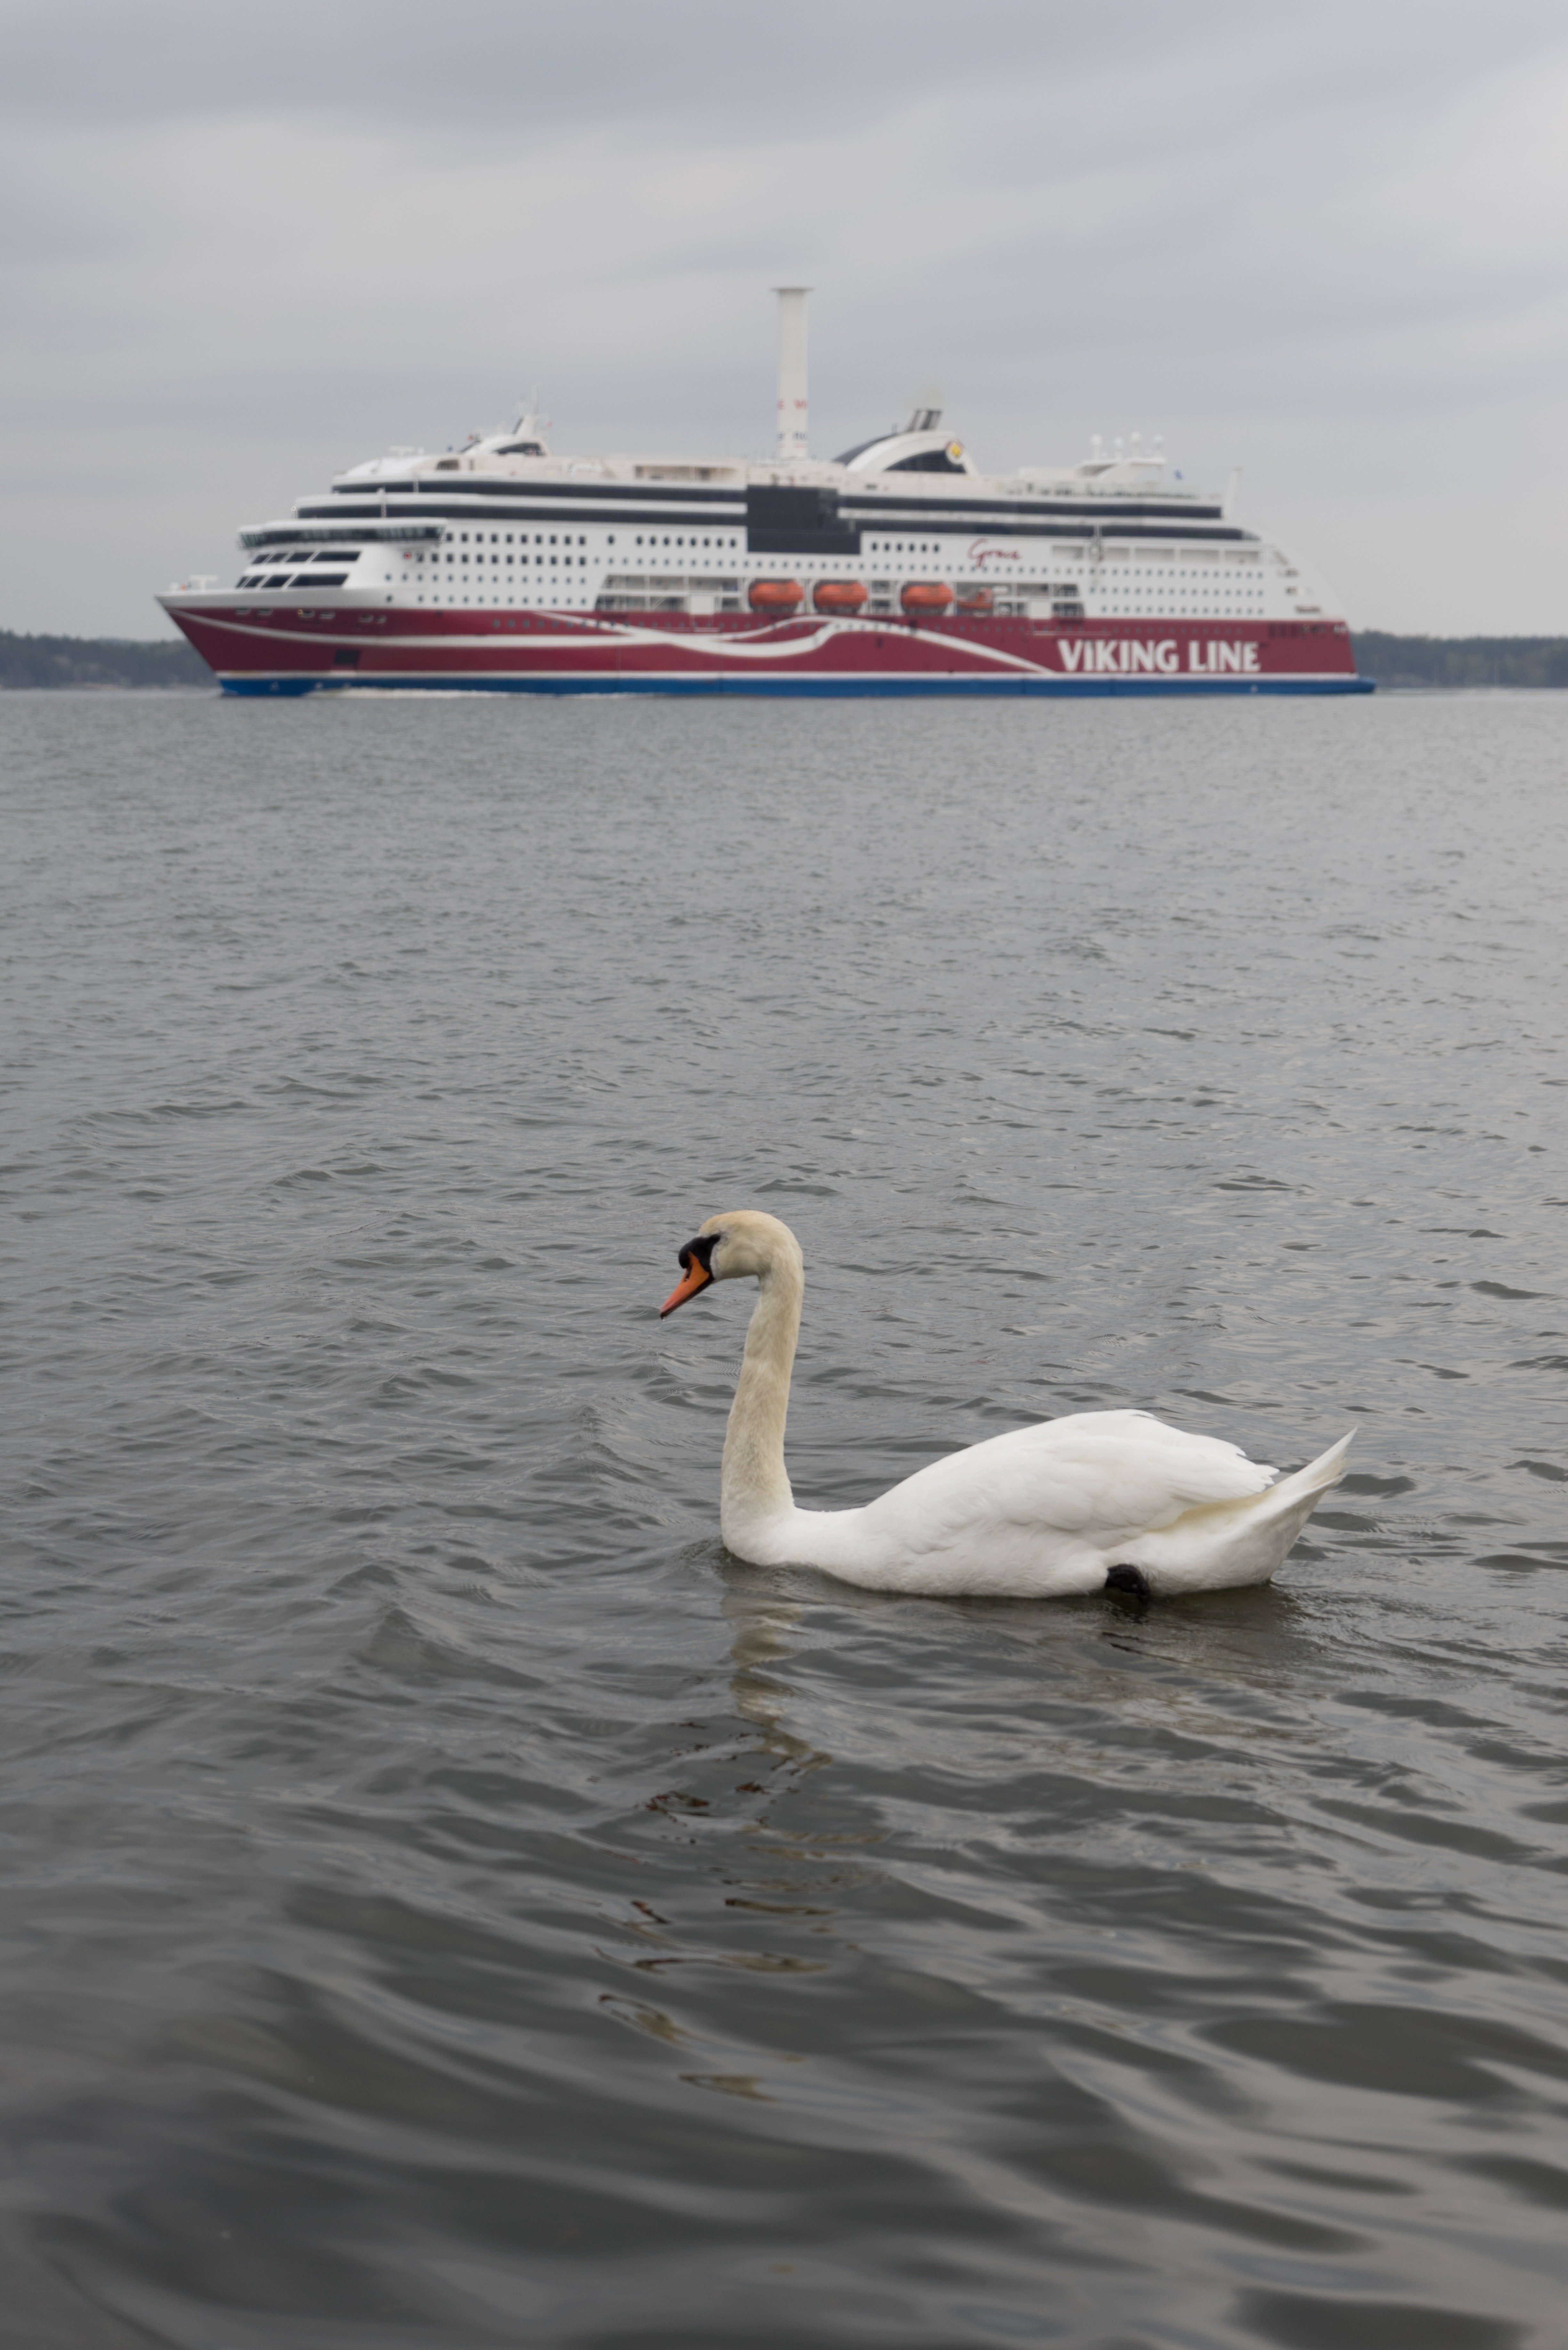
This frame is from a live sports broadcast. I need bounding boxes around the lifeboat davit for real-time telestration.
[955,585,993,615]
[813,580,867,615]
[901,582,953,614]
[749,579,804,614]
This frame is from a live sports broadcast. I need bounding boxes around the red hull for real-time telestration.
[162,602,1369,694]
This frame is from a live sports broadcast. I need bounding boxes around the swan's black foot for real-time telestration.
[1104,1564,1152,1602]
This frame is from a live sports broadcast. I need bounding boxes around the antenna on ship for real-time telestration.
[773,286,810,462]
[511,384,550,443]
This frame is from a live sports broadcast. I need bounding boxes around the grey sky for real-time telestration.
[4,0,1565,636]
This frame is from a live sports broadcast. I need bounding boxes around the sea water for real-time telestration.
[4,688,1565,2347]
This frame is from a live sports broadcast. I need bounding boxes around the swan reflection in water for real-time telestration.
[716,1568,823,1776]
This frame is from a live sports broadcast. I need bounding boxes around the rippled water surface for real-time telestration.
[4,689,1567,2349]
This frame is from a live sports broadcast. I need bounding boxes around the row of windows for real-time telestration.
[244,548,359,568]
[233,576,1279,606]
[411,527,743,553]
[245,524,1268,569]
[237,553,592,587]
[408,555,590,569]
[443,531,741,551]
[238,570,351,588]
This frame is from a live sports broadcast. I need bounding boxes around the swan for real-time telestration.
[659,1210,1351,1600]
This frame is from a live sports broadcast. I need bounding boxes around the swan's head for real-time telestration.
[659,1210,802,1317]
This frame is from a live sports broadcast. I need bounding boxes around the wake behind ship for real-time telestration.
[159,292,1371,697]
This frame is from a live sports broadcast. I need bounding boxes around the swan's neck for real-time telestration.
[720,1256,802,1552]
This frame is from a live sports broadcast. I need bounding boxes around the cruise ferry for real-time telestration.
[159,292,1370,697]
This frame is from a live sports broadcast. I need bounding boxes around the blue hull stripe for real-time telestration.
[219,673,1375,700]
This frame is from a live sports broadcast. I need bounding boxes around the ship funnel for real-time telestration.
[773,286,810,461]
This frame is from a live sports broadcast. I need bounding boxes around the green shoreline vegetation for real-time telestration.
[2,626,1567,691]
[1,631,211,689]
[1348,633,1568,689]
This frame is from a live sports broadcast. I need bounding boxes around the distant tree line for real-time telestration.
[0,630,210,689]
[1350,633,1568,688]
[4,624,1568,690]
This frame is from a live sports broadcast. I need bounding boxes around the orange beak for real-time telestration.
[660,1258,713,1317]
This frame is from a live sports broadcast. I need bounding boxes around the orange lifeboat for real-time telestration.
[901,581,953,615]
[813,580,867,615]
[749,579,804,614]
[955,585,993,615]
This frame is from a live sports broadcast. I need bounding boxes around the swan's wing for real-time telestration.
[1008,1409,1276,1533]
[839,1410,1275,1592]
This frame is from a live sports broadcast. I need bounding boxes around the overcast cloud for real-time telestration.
[4,0,1566,636]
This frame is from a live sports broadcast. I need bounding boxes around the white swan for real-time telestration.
[660,1210,1351,1600]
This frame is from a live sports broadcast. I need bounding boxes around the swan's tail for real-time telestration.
[1115,1431,1354,1597]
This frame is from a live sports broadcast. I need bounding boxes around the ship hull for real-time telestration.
[161,602,1373,696]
